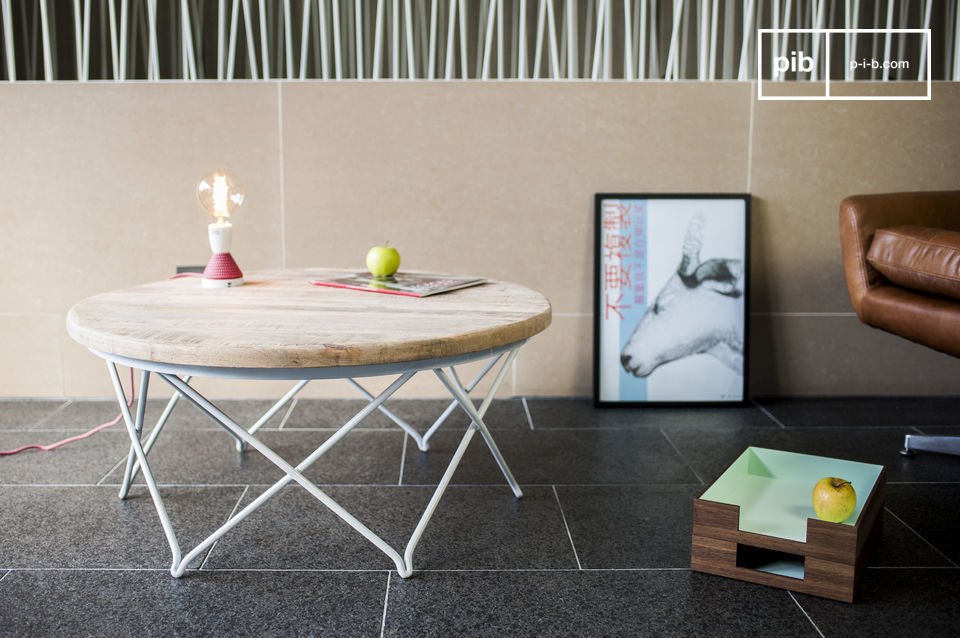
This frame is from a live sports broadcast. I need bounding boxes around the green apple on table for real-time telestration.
[366,242,401,278]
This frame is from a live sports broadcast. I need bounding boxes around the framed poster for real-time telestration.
[594,193,750,406]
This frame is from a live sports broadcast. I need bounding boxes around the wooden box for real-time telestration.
[691,447,886,603]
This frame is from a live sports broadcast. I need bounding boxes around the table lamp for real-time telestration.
[197,170,245,288]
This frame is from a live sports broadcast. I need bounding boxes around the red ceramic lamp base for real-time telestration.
[203,252,244,288]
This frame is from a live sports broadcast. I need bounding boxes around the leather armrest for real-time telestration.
[839,191,960,318]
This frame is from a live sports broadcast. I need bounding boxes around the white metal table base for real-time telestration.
[105,346,522,578]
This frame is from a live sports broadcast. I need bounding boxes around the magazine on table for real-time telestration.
[309,272,487,297]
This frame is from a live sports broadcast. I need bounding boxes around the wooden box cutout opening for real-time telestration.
[736,544,805,580]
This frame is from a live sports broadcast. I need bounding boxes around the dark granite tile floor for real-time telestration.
[402,429,700,485]
[0,485,245,569]
[663,425,960,484]
[285,398,530,431]
[0,569,388,637]
[384,570,818,637]
[0,400,68,429]
[31,398,292,432]
[793,568,960,637]
[754,397,960,428]
[204,485,576,571]
[99,429,406,486]
[912,425,960,436]
[527,397,776,429]
[0,397,958,636]
[0,430,129,484]
[884,483,960,566]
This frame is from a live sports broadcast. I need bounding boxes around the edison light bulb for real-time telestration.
[197,171,244,221]
[197,170,245,288]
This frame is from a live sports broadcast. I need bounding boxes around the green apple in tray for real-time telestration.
[812,477,857,523]
[366,242,401,278]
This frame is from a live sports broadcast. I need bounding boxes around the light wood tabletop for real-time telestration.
[67,269,552,369]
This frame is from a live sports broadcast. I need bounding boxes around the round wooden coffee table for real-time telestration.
[68,268,551,578]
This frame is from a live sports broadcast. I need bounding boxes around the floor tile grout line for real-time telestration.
[412,567,695,573]
[276,399,298,431]
[398,434,408,486]
[746,78,755,192]
[24,423,923,433]
[2,567,392,573]
[0,483,108,488]
[0,482,715,488]
[274,424,946,431]
[884,506,960,568]
[787,591,825,638]
[277,83,287,267]
[0,566,720,574]
[751,398,787,428]
[552,485,583,570]
[659,428,705,485]
[96,456,129,486]
[521,397,534,430]
[0,483,264,489]
[868,565,960,569]
[888,481,960,485]
[27,400,73,428]
[8,564,960,575]
[203,567,695,573]
[199,485,251,571]
[379,572,391,638]
[265,427,428,432]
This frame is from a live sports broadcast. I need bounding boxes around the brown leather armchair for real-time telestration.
[840,190,960,457]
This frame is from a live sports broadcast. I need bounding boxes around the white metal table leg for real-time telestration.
[398,347,523,574]
[159,371,417,577]
[346,377,426,446]
[104,346,524,579]
[349,351,506,451]
[122,377,309,495]
[403,424,478,569]
[120,374,191,499]
[433,349,523,498]
[118,370,151,498]
[236,378,310,451]
[107,362,184,574]
[419,351,505,447]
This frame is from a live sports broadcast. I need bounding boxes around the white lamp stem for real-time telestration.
[208,220,233,254]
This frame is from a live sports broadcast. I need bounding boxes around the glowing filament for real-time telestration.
[212,174,229,219]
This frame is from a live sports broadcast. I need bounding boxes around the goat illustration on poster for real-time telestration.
[595,194,749,405]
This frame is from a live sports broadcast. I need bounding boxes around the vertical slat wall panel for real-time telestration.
[0,0,954,80]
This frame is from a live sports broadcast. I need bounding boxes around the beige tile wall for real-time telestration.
[0,81,957,398]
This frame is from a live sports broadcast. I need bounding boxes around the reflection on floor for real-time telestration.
[1,397,958,636]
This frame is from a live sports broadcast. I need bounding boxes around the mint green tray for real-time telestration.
[699,447,884,543]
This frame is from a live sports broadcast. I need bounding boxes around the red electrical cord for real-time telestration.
[0,368,135,456]
[0,273,206,457]
[1,273,208,457]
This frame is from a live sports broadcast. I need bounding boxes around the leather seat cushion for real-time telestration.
[867,225,960,300]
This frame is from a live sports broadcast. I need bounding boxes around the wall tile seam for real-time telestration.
[746,80,756,193]
[750,312,857,317]
[57,321,66,397]
[550,312,858,317]
[0,313,63,318]
[550,312,859,317]
[277,81,287,269]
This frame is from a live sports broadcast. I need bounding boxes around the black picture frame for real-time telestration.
[593,193,751,407]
